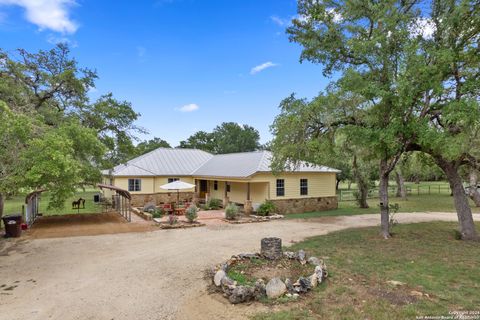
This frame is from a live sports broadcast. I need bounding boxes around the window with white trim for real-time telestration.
[300,179,308,195]
[276,179,285,197]
[128,178,141,192]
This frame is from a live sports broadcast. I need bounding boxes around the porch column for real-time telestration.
[223,181,229,207]
[193,179,199,205]
[244,182,253,216]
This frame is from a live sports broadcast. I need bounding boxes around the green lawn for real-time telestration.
[253,222,480,320]
[3,189,103,216]
[286,193,480,219]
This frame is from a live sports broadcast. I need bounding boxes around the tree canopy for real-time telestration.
[179,122,261,154]
[272,0,479,239]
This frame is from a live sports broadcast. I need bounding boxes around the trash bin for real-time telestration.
[2,214,23,238]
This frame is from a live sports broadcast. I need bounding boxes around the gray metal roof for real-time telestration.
[110,148,214,176]
[109,149,339,178]
[193,151,340,178]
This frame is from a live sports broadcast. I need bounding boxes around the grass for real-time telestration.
[286,193,480,219]
[253,222,480,320]
[3,189,104,216]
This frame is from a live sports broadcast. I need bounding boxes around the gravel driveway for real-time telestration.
[0,212,476,320]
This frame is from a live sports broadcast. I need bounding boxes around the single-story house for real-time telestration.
[102,148,339,214]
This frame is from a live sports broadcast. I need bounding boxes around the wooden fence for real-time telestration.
[338,184,451,202]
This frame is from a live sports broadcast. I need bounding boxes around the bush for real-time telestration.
[148,208,164,219]
[167,214,178,225]
[185,205,198,223]
[206,198,222,210]
[256,201,276,216]
[225,203,239,220]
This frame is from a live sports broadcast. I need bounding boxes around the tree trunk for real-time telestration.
[352,156,369,208]
[436,158,478,240]
[379,159,391,239]
[0,193,4,230]
[336,179,340,191]
[347,180,352,190]
[395,169,407,199]
[468,169,480,207]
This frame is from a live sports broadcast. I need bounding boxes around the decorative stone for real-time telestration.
[254,279,266,299]
[220,276,236,295]
[214,270,226,286]
[308,256,322,266]
[314,265,325,283]
[293,277,311,293]
[284,278,294,293]
[238,253,260,259]
[261,237,283,260]
[229,286,255,304]
[283,251,297,259]
[266,277,287,299]
[310,273,318,288]
[143,202,156,212]
[297,249,307,265]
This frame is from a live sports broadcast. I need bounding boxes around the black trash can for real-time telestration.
[2,214,22,238]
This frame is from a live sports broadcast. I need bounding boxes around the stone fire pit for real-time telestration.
[211,237,328,304]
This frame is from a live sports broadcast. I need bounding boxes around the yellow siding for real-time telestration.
[249,172,336,199]
[205,180,268,204]
[113,176,195,194]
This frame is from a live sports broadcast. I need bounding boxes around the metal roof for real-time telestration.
[108,149,339,178]
[193,151,340,178]
[110,148,214,176]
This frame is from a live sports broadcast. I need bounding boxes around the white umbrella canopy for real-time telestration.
[160,180,196,206]
[160,180,196,190]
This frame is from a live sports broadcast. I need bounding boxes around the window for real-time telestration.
[128,179,141,192]
[276,179,285,197]
[300,179,308,195]
[226,183,231,192]
[168,178,179,183]
[214,180,218,190]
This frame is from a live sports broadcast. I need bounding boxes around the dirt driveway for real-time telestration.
[0,212,477,320]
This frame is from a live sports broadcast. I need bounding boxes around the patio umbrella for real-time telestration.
[160,180,196,205]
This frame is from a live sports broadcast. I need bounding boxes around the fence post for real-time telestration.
[428,186,431,194]
[418,186,420,195]
[439,185,440,194]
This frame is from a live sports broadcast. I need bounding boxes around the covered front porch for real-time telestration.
[193,178,269,214]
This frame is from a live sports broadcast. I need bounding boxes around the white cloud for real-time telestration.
[250,61,278,75]
[176,103,199,112]
[0,0,78,33]
[326,8,342,23]
[46,33,77,47]
[270,15,288,26]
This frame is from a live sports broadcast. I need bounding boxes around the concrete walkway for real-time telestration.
[0,212,477,320]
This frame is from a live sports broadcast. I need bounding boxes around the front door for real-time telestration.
[199,180,208,199]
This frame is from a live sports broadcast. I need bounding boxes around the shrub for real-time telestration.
[149,208,164,219]
[225,203,239,220]
[206,198,222,210]
[256,201,276,216]
[185,205,198,223]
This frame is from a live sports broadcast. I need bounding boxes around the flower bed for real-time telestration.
[222,214,284,224]
[211,247,328,304]
[153,218,205,229]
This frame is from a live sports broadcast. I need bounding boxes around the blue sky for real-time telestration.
[0,0,332,146]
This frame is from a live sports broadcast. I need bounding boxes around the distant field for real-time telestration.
[3,189,104,216]
[286,193,480,219]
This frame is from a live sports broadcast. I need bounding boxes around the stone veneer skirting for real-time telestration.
[270,196,338,214]
[130,192,196,207]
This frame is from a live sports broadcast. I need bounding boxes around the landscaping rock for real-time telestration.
[214,270,226,286]
[297,249,307,265]
[283,251,297,259]
[293,277,311,293]
[307,256,322,266]
[143,203,156,212]
[220,276,236,295]
[253,279,266,299]
[266,277,287,298]
[261,237,283,260]
[284,278,294,293]
[229,286,255,304]
[238,253,260,259]
[314,265,325,283]
[310,273,318,288]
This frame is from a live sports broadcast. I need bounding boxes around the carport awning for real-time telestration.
[97,184,131,200]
